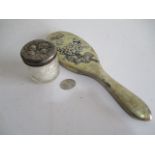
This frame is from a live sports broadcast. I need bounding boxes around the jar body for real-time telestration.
[27,56,59,83]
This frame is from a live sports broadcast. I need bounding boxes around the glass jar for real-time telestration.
[20,39,59,83]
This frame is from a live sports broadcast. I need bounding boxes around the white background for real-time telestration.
[0,19,155,134]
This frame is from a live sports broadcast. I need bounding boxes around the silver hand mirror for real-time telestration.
[47,31,152,121]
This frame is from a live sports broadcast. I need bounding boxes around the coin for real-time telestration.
[60,79,76,90]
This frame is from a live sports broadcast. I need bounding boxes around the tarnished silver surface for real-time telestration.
[48,31,152,121]
[60,79,76,90]
[21,39,56,66]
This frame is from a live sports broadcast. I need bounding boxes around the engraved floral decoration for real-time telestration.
[56,38,99,64]
[23,40,53,60]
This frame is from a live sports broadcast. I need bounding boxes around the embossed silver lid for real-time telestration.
[20,39,57,67]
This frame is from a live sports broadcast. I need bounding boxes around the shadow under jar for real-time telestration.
[20,39,59,83]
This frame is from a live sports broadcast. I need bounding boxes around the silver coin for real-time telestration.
[60,79,76,90]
